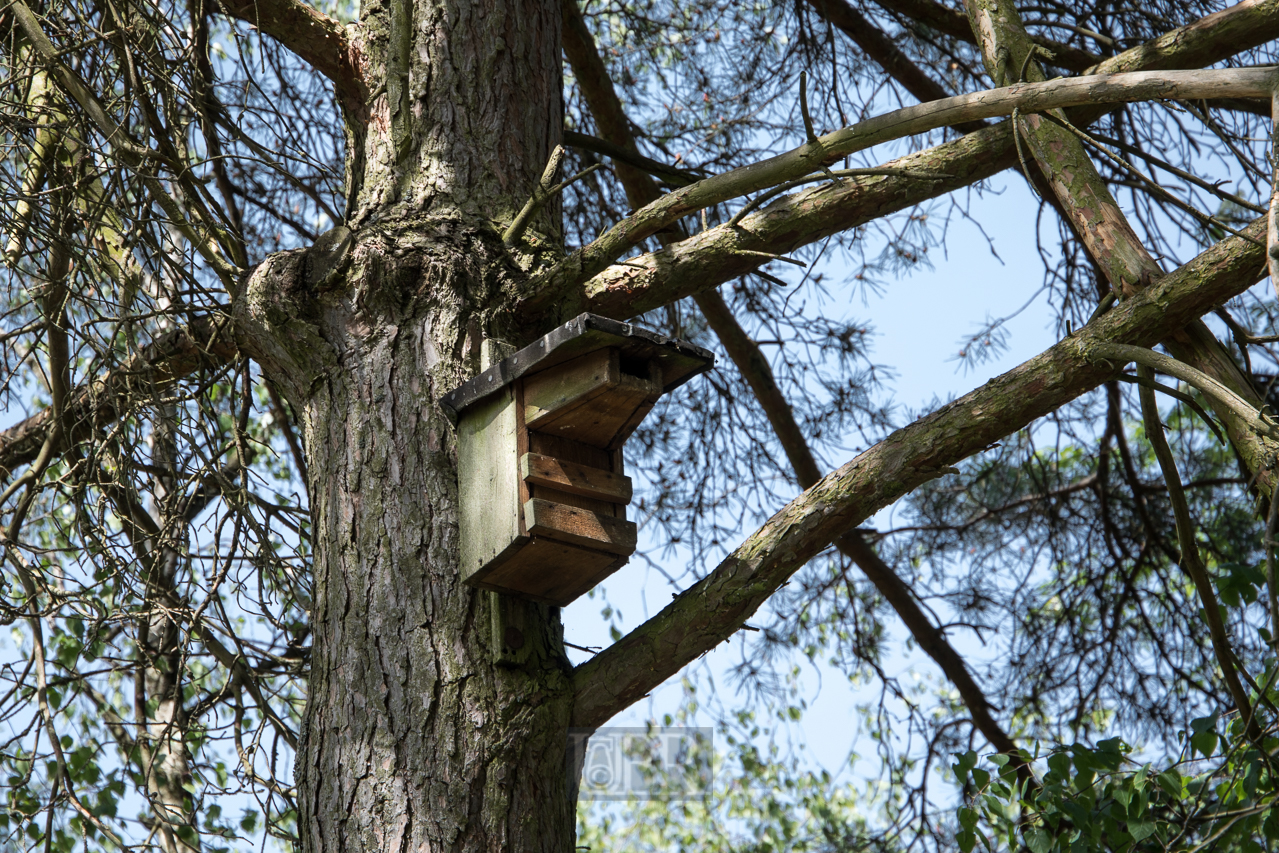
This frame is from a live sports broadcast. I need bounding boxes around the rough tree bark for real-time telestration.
[234,1,577,850]
[5,0,1268,849]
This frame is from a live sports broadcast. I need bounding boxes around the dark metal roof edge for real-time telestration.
[439,312,715,424]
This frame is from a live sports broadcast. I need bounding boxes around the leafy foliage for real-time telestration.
[953,706,1279,853]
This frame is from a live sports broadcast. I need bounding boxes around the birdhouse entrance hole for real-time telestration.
[442,314,714,606]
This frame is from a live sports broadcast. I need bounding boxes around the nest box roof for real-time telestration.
[440,313,714,424]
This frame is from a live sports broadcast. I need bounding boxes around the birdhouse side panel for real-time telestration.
[457,388,525,584]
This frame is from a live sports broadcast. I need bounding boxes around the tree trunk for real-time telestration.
[238,1,578,850]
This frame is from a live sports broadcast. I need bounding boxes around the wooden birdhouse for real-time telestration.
[441,313,714,606]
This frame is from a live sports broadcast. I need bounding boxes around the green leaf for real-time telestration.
[1191,729,1218,758]
[1156,769,1182,798]
[1112,784,1131,810]
[955,750,978,776]
[1096,737,1123,754]
[1189,713,1219,734]
[1128,819,1156,841]
[1047,752,1071,782]
[1025,827,1052,853]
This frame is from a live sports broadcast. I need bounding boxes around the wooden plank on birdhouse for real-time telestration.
[470,537,626,606]
[523,498,637,555]
[602,359,663,449]
[523,347,619,430]
[520,452,633,503]
[527,432,611,469]
[527,373,661,448]
[439,314,714,426]
[457,388,525,585]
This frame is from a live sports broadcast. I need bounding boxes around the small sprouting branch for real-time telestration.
[1086,341,1279,441]
[562,130,700,187]
[503,145,604,247]
[732,249,807,267]
[799,70,819,145]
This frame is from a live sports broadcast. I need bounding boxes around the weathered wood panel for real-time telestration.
[457,388,525,584]
[471,537,626,605]
[524,347,618,428]
[523,498,637,555]
[528,374,660,447]
[521,452,632,502]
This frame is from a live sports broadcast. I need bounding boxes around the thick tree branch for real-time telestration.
[548,121,1015,321]
[214,0,367,121]
[540,2,1279,506]
[520,0,1279,331]
[964,0,1279,497]
[565,0,1023,759]
[523,67,1275,313]
[570,216,1268,729]
[1086,0,1279,75]
[875,0,975,43]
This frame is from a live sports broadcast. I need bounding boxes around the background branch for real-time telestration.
[572,216,1267,729]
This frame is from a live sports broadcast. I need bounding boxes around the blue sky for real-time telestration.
[563,173,1058,784]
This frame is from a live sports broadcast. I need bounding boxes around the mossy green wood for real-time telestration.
[457,386,526,585]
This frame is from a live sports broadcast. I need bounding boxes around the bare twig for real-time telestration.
[504,145,605,247]
[1136,364,1259,739]
[10,0,240,288]
[799,70,819,145]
